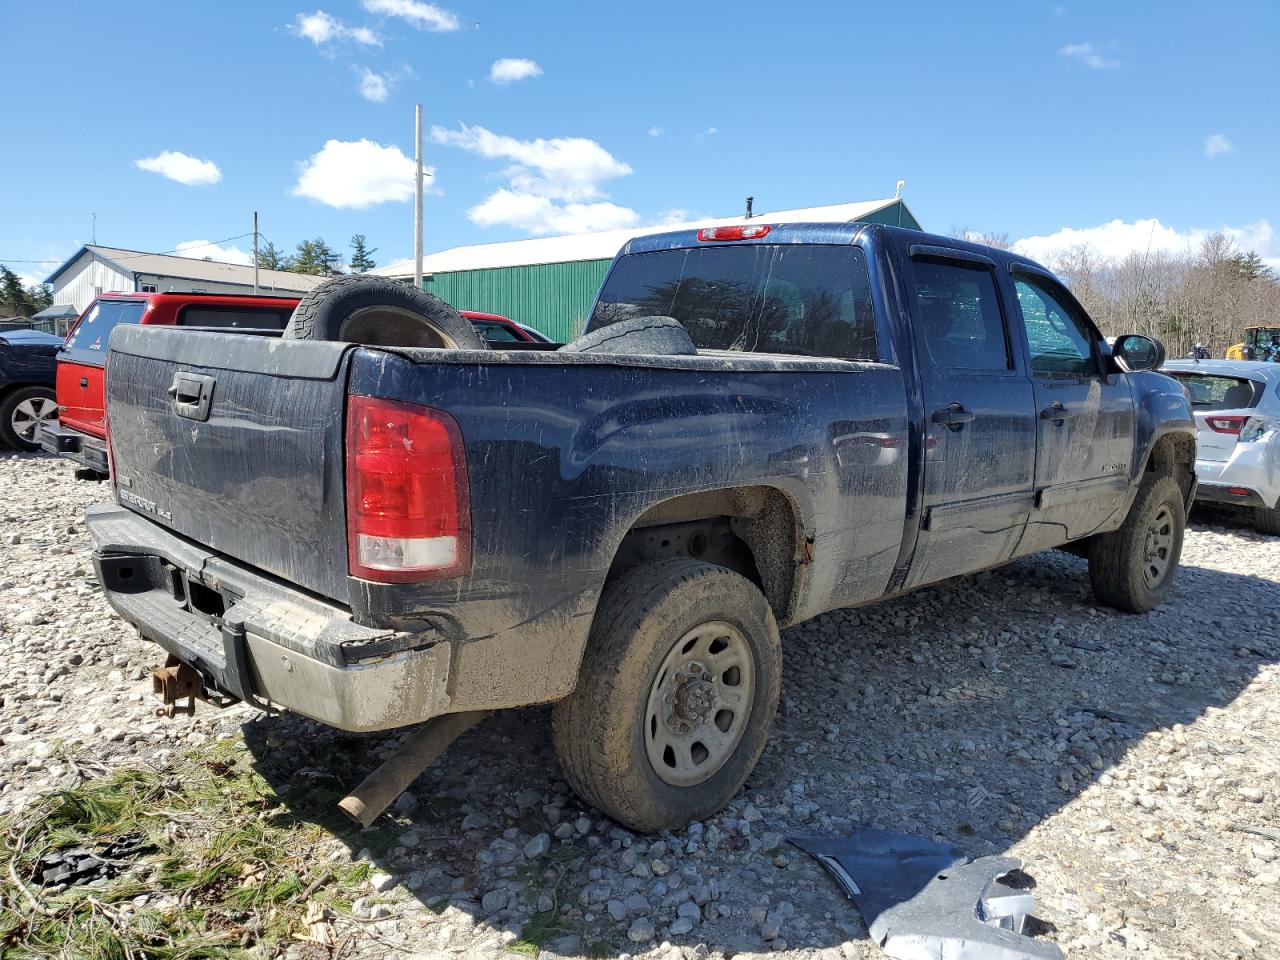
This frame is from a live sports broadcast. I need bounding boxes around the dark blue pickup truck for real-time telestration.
[87,223,1195,831]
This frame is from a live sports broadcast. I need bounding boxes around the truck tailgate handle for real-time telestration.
[932,403,976,430]
[168,372,216,422]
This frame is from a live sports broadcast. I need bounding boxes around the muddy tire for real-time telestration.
[1089,473,1185,613]
[552,559,781,832]
[560,316,697,356]
[0,385,57,451]
[282,275,486,350]
[1255,504,1280,536]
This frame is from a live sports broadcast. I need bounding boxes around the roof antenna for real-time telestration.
[895,180,905,199]
[745,196,754,219]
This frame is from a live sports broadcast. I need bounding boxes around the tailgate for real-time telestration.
[105,325,355,603]
[56,360,106,436]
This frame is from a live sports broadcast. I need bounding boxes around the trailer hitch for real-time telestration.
[151,656,202,718]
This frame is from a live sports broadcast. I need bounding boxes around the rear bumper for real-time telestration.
[1193,450,1278,510]
[41,422,108,475]
[86,503,452,732]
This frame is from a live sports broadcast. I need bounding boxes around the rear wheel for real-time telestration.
[1088,473,1185,613]
[552,559,781,832]
[0,386,58,451]
[1255,504,1280,536]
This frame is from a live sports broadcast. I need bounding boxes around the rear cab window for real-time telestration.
[591,244,878,360]
[60,300,147,365]
[1165,372,1264,410]
[176,305,292,329]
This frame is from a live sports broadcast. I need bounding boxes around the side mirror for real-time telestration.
[1112,334,1164,372]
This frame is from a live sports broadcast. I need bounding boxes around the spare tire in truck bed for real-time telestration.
[560,315,697,356]
[283,275,486,350]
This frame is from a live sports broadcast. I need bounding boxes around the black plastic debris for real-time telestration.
[33,834,152,893]
[791,828,1064,960]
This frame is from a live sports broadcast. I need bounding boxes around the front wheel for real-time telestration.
[552,559,782,833]
[1088,473,1185,613]
[0,386,58,451]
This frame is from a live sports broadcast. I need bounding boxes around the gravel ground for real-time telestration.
[2,449,1278,959]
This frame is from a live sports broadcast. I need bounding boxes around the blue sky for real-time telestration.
[2,0,1277,281]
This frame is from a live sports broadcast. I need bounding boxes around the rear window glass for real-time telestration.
[472,319,523,342]
[590,244,877,360]
[177,306,292,329]
[1167,373,1263,409]
[60,300,146,365]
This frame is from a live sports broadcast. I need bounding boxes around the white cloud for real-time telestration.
[1013,217,1280,272]
[174,240,254,266]
[291,10,381,46]
[135,151,222,186]
[358,68,390,102]
[361,0,459,31]
[468,190,639,235]
[292,138,428,209]
[1204,133,1232,157]
[647,126,664,138]
[431,123,631,202]
[488,57,542,84]
[1058,42,1119,69]
[430,123,637,235]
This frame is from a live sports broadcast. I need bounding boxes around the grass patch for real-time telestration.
[0,741,378,959]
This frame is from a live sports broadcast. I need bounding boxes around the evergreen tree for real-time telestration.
[255,241,292,271]
[292,238,343,276]
[349,234,378,273]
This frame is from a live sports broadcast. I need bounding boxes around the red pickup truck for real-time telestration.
[42,292,302,478]
[42,291,544,479]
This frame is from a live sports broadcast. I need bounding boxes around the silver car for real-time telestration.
[1162,359,1280,534]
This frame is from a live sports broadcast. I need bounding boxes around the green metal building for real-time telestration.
[374,198,921,342]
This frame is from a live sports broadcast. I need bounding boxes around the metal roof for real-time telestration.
[47,245,328,292]
[373,197,918,278]
[30,303,80,320]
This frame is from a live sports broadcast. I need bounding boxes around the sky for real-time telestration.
[2,0,1278,285]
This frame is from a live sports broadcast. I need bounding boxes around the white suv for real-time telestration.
[1163,359,1280,534]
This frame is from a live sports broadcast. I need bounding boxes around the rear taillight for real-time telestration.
[1205,415,1247,434]
[345,395,471,583]
[696,224,772,242]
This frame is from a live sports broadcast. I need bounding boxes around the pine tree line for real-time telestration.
[255,234,379,276]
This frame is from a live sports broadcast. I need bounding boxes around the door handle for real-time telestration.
[932,403,976,430]
[1040,401,1067,424]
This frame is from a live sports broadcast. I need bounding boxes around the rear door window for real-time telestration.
[176,306,292,329]
[59,300,147,365]
[1166,373,1263,409]
[908,260,1011,371]
[591,244,878,360]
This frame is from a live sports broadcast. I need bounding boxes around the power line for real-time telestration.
[1,233,257,266]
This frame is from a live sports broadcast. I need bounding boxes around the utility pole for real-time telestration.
[414,104,424,290]
[91,212,96,244]
[253,211,260,295]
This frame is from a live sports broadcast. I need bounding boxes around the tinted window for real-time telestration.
[910,260,1010,371]
[177,306,292,329]
[1166,373,1262,409]
[471,320,523,342]
[591,245,877,360]
[60,300,146,365]
[1015,277,1099,376]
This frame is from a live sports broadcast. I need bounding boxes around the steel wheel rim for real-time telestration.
[1142,503,1176,588]
[339,306,462,349]
[12,397,57,443]
[644,620,755,787]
